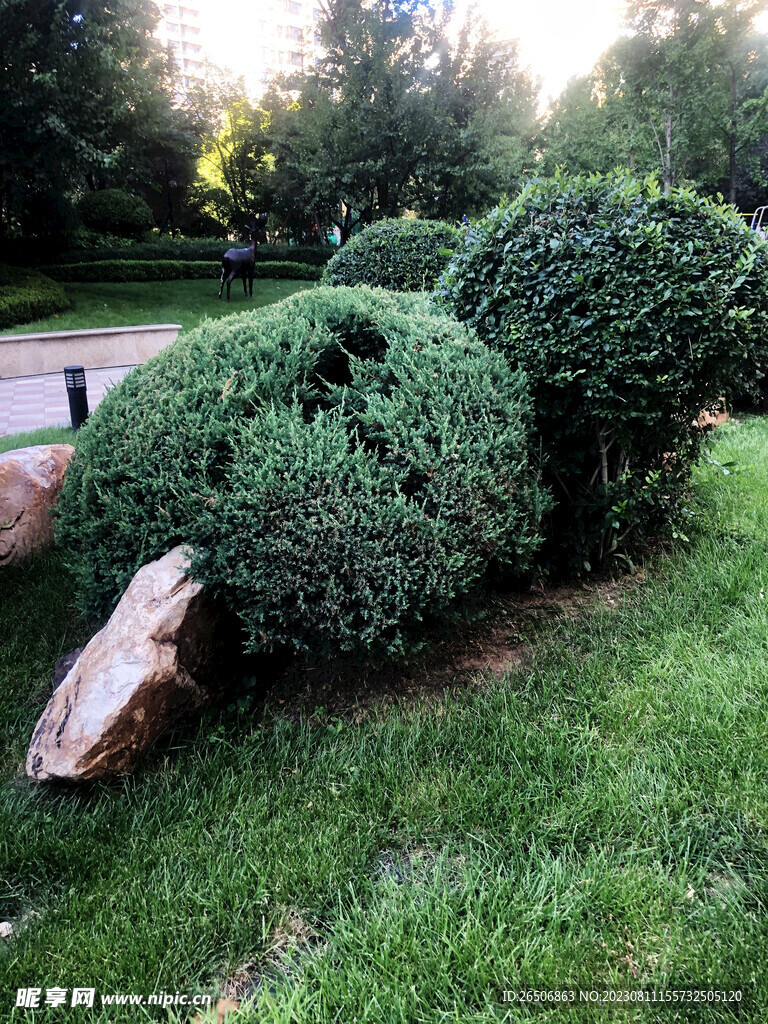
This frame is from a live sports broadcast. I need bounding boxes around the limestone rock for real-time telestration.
[26,546,222,782]
[0,444,74,566]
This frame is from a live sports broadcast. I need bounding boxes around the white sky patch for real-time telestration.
[455,0,628,104]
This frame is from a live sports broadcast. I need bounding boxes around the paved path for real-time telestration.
[0,366,136,437]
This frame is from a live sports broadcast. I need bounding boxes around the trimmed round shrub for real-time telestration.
[77,189,154,239]
[0,265,70,329]
[56,287,547,659]
[323,219,461,292]
[436,172,768,570]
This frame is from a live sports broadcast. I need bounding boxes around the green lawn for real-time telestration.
[1,418,767,1021]
[0,427,76,454]
[0,278,315,336]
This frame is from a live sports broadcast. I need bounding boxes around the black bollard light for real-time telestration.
[64,365,89,430]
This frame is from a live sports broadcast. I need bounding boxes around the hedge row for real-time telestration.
[0,265,70,329]
[39,260,323,283]
[46,239,335,266]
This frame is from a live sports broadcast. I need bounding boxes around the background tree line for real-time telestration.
[1,0,767,256]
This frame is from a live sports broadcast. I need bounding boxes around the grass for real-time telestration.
[0,418,767,1021]
[0,427,75,454]
[0,278,315,336]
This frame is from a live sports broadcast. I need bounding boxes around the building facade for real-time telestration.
[240,1,325,97]
[154,3,206,90]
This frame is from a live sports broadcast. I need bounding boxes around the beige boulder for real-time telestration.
[0,444,74,566]
[27,545,223,782]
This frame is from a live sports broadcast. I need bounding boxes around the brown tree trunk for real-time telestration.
[728,61,738,206]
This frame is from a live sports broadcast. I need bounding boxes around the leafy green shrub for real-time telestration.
[56,287,547,658]
[43,238,335,266]
[0,265,70,329]
[435,172,768,569]
[40,260,323,283]
[77,189,154,239]
[324,219,460,291]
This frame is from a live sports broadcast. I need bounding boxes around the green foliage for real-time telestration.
[323,219,461,292]
[77,189,154,239]
[0,265,70,329]
[56,286,546,657]
[41,238,334,266]
[0,0,181,241]
[539,1,768,205]
[40,260,322,283]
[263,2,537,240]
[186,69,273,230]
[435,171,768,569]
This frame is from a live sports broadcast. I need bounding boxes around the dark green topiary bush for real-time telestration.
[40,260,322,283]
[77,189,154,239]
[436,172,768,570]
[56,287,547,658]
[324,219,461,292]
[0,265,70,329]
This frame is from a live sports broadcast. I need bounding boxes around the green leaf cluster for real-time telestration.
[323,219,461,293]
[55,286,547,658]
[0,265,70,329]
[435,171,768,569]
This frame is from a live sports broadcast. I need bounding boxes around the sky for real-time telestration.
[199,0,768,107]
[199,0,630,103]
[454,0,629,103]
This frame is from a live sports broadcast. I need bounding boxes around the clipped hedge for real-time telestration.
[40,260,323,283]
[324,219,461,291]
[46,238,335,266]
[78,189,154,239]
[56,287,547,659]
[0,265,70,330]
[436,172,768,570]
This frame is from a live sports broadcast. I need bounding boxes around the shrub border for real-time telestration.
[39,260,323,283]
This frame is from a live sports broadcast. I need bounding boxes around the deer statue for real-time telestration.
[219,214,268,301]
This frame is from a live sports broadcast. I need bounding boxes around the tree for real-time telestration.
[187,67,274,232]
[539,72,655,176]
[538,0,768,205]
[265,0,537,241]
[609,0,719,193]
[0,0,179,244]
[707,2,768,203]
[412,23,538,218]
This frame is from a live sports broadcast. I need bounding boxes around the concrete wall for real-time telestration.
[0,324,182,379]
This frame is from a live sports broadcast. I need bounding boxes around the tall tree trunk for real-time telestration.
[376,177,389,216]
[664,103,674,194]
[728,61,738,206]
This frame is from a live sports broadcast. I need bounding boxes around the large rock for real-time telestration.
[27,546,223,782]
[0,444,74,566]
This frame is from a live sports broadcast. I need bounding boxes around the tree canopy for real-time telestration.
[0,0,197,244]
[540,0,768,204]
[263,0,538,240]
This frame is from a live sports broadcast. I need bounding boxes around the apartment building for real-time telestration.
[243,0,325,96]
[154,3,206,90]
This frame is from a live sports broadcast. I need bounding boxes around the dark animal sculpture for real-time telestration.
[219,214,268,301]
